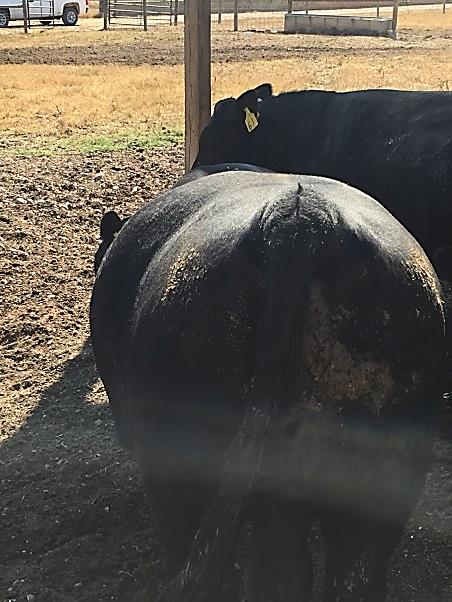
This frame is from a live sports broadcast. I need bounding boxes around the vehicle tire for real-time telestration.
[62,6,78,25]
[0,9,9,27]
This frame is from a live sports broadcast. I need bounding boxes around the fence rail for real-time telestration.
[106,0,173,27]
[104,0,450,31]
[169,0,449,13]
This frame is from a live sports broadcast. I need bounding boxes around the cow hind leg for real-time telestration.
[140,473,213,572]
[245,499,314,602]
[321,513,403,602]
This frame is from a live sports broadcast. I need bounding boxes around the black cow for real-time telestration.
[90,169,445,602]
[194,84,452,281]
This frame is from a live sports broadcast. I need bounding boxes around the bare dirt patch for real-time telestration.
[1,148,452,601]
[0,24,451,66]
[0,146,183,602]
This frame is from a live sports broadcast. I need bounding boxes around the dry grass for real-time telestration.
[400,5,452,28]
[0,19,181,49]
[0,6,451,152]
[213,51,452,96]
[1,63,183,139]
[1,50,451,143]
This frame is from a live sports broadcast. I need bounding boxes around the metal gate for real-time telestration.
[25,0,56,27]
[106,0,174,28]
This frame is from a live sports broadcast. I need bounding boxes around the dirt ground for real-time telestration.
[0,146,184,602]
[2,9,452,601]
[0,22,451,66]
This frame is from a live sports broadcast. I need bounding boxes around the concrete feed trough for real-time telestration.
[284,13,395,38]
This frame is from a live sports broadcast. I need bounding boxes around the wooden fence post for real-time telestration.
[288,0,293,13]
[184,0,211,172]
[143,0,147,31]
[392,0,399,38]
[443,0,446,14]
[234,0,238,31]
[376,0,380,17]
[22,0,28,33]
[103,0,109,30]
[305,0,309,14]
[218,0,222,23]
[174,0,178,25]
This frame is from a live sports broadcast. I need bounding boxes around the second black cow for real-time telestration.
[194,84,452,281]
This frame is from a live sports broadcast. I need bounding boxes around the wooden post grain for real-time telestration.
[234,0,238,31]
[184,0,211,172]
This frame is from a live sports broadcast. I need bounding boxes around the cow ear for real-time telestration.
[254,83,273,101]
[236,83,273,114]
[100,211,123,242]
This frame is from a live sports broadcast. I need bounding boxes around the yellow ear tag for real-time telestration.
[244,107,259,133]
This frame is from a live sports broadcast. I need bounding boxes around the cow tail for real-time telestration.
[159,189,319,602]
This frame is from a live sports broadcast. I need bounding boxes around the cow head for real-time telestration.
[94,210,128,275]
[194,83,273,168]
